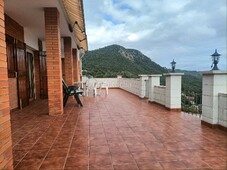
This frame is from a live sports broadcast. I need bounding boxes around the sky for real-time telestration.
[83,0,227,71]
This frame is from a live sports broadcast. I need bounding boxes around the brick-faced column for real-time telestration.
[64,37,73,85]
[0,1,13,169]
[73,49,79,82]
[44,8,63,115]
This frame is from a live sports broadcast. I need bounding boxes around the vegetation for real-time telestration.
[82,44,202,115]
[82,44,168,78]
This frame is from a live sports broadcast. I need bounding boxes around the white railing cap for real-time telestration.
[163,73,184,76]
[200,70,227,75]
[148,74,162,77]
[138,74,150,77]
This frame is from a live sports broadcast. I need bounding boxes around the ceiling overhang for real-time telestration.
[4,0,87,50]
[61,0,88,51]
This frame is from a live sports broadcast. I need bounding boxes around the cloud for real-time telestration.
[83,0,226,71]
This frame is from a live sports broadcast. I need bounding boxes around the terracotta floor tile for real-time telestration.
[131,151,155,162]
[90,165,113,170]
[68,147,88,157]
[64,166,88,170]
[123,137,143,145]
[47,148,69,158]
[39,157,66,170]
[23,149,48,160]
[153,151,177,161]
[15,158,43,170]
[89,153,112,166]
[13,143,34,151]
[145,142,166,152]
[183,159,210,169]
[127,144,149,152]
[202,157,227,169]
[137,161,163,170]
[13,150,28,161]
[111,153,136,165]
[171,150,196,159]
[32,140,53,150]
[90,138,108,146]
[109,143,129,154]
[160,160,187,169]
[13,160,20,169]
[113,164,139,170]
[10,90,227,169]
[89,145,110,155]
[65,155,88,167]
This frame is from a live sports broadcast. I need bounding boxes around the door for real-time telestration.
[16,41,29,108]
[6,35,16,78]
[39,51,48,99]
[27,52,35,100]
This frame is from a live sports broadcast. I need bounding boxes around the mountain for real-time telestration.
[82,44,202,93]
[82,44,168,78]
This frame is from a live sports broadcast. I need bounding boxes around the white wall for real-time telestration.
[119,78,140,96]
[154,86,166,106]
[93,78,119,88]
[218,93,227,127]
[24,27,38,50]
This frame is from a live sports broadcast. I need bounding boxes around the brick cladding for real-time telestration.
[64,37,73,85]
[0,1,13,169]
[44,8,63,115]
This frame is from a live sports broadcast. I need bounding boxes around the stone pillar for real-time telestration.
[73,49,80,82]
[148,74,162,102]
[44,8,63,115]
[201,71,227,126]
[138,75,149,98]
[64,37,73,85]
[164,73,184,111]
[0,1,13,168]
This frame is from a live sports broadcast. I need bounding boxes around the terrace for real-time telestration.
[0,0,226,169]
[11,89,227,169]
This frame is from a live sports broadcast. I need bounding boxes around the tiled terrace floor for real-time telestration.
[11,89,227,170]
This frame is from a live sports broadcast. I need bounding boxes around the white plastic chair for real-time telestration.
[85,79,98,96]
[97,82,109,95]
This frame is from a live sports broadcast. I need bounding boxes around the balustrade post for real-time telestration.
[138,75,149,98]
[201,71,227,127]
[164,73,184,111]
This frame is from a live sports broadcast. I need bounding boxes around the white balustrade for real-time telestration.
[153,86,166,106]
[218,93,227,128]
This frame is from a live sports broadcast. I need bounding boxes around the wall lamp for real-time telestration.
[68,21,85,34]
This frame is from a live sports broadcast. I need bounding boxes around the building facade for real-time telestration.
[0,0,87,168]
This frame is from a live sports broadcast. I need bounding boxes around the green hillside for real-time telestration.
[82,44,202,94]
[82,44,168,78]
